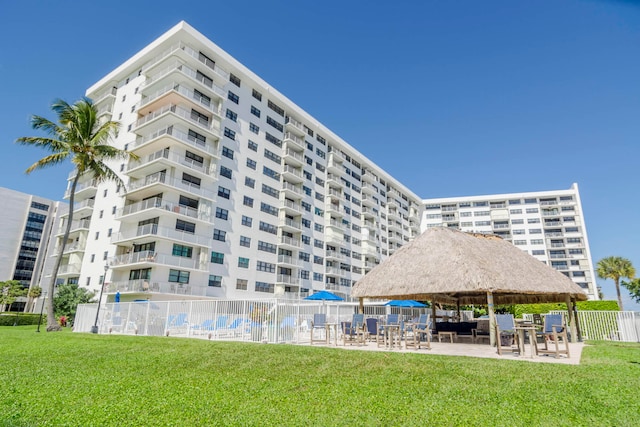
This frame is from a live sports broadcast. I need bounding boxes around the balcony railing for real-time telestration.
[276,274,300,285]
[126,148,216,176]
[109,250,208,270]
[279,217,301,230]
[140,80,222,113]
[128,171,215,200]
[283,132,304,149]
[111,224,212,247]
[132,126,217,155]
[59,263,81,274]
[277,255,299,266]
[279,236,301,248]
[117,197,213,222]
[134,103,220,135]
[107,280,217,297]
[143,41,229,81]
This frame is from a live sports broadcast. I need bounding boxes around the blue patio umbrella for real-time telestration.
[115,291,121,303]
[304,290,344,301]
[384,299,428,308]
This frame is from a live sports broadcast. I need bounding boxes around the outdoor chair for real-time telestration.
[365,317,380,343]
[405,314,431,350]
[537,314,570,358]
[472,319,491,344]
[382,313,403,347]
[495,314,519,355]
[342,313,366,346]
[310,313,327,344]
[165,313,188,336]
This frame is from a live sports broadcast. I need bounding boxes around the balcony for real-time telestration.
[283,132,304,151]
[326,202,342,216]
[327,152,343,173]
[282,148,303,167]
[67,198,95,217]
[132,126,218,158]
[277,255,300,267]
[91,86,117,105]
[140,61,226,102]
[325,229,343,244]
[139,81,222,118]
[281,165,303,183]
[284,116,305,136]
[65,179,97,200]
[58,263,81,276]
[143,41,229,83]
[281,182,303,199]
[61,242,86,254]
[133,104,220,139]
[125,148,216,179]
[279,217,302,232]
[109,250,208,271]
[107,280,219,297]
[327,188,342,202]
[278,236,301,249]
[325,250,345,261]
[327,219,344,230]
[361,183,376,195]
[362,170,378,183]
[58,219,91,236]
[362,207,377,219]
[110,224,212,247]
[127,171,215,201]
[280,199,301,215]
[276,274,300,285]
[361,195,377,207]
[116,197,213,223]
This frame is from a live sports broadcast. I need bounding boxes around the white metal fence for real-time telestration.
[74,299,432,344]
[524,310,640,342]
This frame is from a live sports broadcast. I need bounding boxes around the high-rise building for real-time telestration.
[421,183,598,300]
[56,21,423,301]
[0,187,67,310]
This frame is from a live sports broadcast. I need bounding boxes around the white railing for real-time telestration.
[111,223,213,247]
[117,197,213,222]
[277,255,299,266]
[143,41,229,80]
[279,236,301,248]
[126,148,215,176]
[59,263,81,274]
[283,132,304,148]
[128,171,215,200]
[134,103,220,135]
[276,275,300,285]
[133,126,217,155]
[109,250,208,271]
[140,81,222,114]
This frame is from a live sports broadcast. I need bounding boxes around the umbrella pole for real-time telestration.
[487,292,496,347]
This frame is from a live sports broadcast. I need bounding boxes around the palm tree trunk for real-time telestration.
[46,173,80,331]
[615,278,624,311]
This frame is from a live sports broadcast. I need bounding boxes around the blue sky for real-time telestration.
[1,1,639,308]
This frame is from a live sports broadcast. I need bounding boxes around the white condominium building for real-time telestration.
[422,183,598,300]
[54,21,422,301]
[0,187,67,310]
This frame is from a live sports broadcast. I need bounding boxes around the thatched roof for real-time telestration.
[352,227,588,305]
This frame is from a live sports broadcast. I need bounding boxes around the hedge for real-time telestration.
[0,313,46,326]
[513,300,620,317]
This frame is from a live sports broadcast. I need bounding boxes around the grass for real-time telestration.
[1,327,638,426]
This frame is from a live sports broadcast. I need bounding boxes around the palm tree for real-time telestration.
[25,286,42,313]
[596,256,636,311]
[16,98,137,331]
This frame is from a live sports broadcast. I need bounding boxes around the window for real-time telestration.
[249,123,259,134]
[243,196,254,207]
[188,129,206,146]
[525,198,537,204]
[250,105,261,117]
[259,221,277,234]
[301,235,310,245]
[220,166,232,179]
[238,257,250,268]
[129,268,151,281]
[215,207,228,220]
[264,149,281,163]
[248,140,258,151]
[186,151,204,166]
[314,239,324,249]
[257,261,276,273]
[267,116,283,132]
[246,158,257,170]
[168,269,190,283]
[223,128,236,140]
[182,173,201,188]
[299,252,310,262]
[211,251,224,264]
[252,89,262,101]
[229,73,241,87]
[263,167,280,181]
[526,208,539,214]
[107,228,112,237]
[213,229,226,242]
[245,177,255,188]
[261,183,279,198]
[300,270,310,280]
[532,250,546,256]
[208,275,222,287]
[265,132,281,147]
[236,279,248,290]
[258,241,276,253]
[218,186,230,199]
[527,218,540,224]
[90,254,95,263]
[228,91,239,104]
[240,236,251,248]
[242,216,252,227]
[172,244,193,258]
[314,223,324,232]
[176,219,196,233]
[313,273,323,282]
[225,109,237,122]
[179,195,198,209]
[260,202,278,216]
[95,231,100,240]
[255,282,274,293]
[267,100,284,116]
[103,251,108,261]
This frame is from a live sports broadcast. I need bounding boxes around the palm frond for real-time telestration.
[25,152,71,174]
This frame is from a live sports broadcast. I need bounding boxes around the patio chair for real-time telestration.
[342,313,366,346]
[365,317,380,343]
[537,314,570,358]
[280,315,297,341]
[495,314,519,355]
[310,313,327,344]
[405,314,431,350]
[165,312,188,336]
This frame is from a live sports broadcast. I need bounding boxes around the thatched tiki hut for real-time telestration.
[351,227,587,345]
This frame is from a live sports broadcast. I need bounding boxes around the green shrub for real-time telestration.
[0,313,46,326]
[513,300,619,317]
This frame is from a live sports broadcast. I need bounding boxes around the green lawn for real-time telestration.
[1,327,638,426]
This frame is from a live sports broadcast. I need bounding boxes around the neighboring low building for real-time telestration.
[0,187,67,311]
[421,183,598,300]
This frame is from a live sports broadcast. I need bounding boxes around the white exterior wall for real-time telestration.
[53,21,422,301]
[422,183,598,300]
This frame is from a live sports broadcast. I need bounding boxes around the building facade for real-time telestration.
[421,183,598,300]
[55,21,422,301]
[0,187,66,310]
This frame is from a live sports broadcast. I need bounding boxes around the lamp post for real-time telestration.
[91,264,109,334]
[36,291,47,333]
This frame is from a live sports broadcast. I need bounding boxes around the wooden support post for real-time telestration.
[487,292,496,347]
[358,298,364,314]
[565,295,578,343]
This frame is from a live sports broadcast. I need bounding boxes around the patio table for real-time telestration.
[438,331,457,343]
[381,324,401,349]
[514,324,539,358]
[325,323,338,346]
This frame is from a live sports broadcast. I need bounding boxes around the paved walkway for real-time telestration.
[307,339,584,365]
